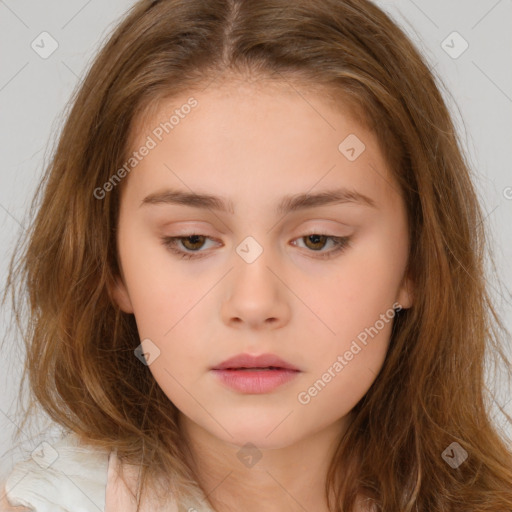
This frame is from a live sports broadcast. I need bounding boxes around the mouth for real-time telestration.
[210,353,301,393]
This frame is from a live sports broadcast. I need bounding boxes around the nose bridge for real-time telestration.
[220,235,290,329]
[233,235,279,304]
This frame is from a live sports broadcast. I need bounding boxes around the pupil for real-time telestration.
[307,234,325,250]
[184,235,203,249]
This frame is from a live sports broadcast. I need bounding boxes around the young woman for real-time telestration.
[2,0,511,510]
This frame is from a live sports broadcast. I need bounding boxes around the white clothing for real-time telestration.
[2,432,214,512]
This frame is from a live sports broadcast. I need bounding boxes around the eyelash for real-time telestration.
[160,233,352,260]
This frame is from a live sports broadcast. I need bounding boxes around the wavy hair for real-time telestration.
[3,0,512,510]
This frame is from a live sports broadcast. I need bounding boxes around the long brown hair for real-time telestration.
[3,0,512,510]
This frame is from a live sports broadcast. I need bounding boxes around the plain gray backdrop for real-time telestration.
[1,0,511,482]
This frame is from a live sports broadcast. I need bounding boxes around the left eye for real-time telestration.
[160,233,351,260]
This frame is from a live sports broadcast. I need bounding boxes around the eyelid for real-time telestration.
[160,231,352,261]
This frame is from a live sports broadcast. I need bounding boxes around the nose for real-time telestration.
[220,249,291,331]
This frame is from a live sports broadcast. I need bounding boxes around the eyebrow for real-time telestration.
[139,187,377,215]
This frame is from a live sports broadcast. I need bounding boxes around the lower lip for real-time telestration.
[211,368,300,393]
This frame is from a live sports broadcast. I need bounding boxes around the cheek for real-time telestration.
[118,227,200,333]
[293,238,404,342]
[288,232,401,396]
[295,311,394,425]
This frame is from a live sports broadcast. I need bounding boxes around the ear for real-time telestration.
[396,273,414,310]
[108,274,134,314]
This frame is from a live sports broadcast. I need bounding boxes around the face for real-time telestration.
[110,78,413,451]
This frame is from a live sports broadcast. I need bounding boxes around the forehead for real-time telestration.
[128,75,373,150]
[121,79,400,213]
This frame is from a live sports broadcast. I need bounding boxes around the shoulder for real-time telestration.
[1,432,110,512]
[0,492,30,512]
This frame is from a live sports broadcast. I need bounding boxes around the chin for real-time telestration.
[215,420,302,451]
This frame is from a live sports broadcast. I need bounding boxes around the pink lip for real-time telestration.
[210,353,300,371]
[210,353,301,394]
[211,368,300,393]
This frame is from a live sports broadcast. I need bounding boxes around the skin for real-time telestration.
[110,77,413,512]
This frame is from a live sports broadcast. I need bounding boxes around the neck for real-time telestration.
[178,412,356,512]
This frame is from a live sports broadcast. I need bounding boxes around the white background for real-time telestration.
[1,0,511,482]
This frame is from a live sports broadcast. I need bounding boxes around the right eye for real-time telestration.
[160,234,220,259]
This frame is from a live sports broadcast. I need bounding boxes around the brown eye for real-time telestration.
[293,234,351,259]
[180,235,207,250]
[161,234,218,260]
[302,234,329,251]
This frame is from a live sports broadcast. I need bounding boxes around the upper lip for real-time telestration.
[210,353,300,371]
